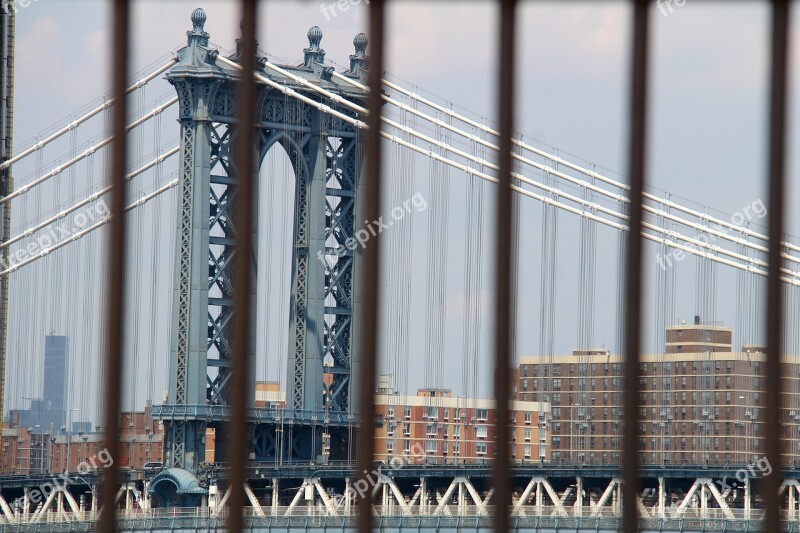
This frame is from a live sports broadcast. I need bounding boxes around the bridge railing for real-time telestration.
[5,504,781,524]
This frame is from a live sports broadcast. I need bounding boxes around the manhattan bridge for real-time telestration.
[0,2,800,532]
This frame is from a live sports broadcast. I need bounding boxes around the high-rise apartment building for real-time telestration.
[517,321,800,466]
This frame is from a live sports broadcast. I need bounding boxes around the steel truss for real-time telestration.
[159,10,367,470]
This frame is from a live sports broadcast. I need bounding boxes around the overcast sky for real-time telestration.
[6,1,800,423]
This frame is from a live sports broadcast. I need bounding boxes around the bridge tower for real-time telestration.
[0,6,14,432]
[159,9,369,471]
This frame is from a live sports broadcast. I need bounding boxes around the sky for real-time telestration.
[6,0,800,425]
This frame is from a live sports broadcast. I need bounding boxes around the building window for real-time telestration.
[404,406,411,419]
[524,444,531,458]
[387,406,395,418]
[425,440,436,453]
[524,412,532,425]
[476,443,487,456]
[476,425,488,439]
[524,428,531,442]
[476,409,488,421]
[424,406,438,420]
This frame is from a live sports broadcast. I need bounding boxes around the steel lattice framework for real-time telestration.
[161,9,368,470]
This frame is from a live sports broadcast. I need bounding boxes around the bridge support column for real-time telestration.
[612,482,619,515]
[344,478,351,515]
[744,477,751,519]
[790,483,796,520]
[420,477,427,514]
[272,478,279,515]
[575,477,582,516]
[23,487,29,518]
[91,486,97,513]
[658,477,665,518]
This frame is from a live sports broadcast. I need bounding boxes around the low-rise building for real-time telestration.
[373,386,551,464]
[1,403,163,474]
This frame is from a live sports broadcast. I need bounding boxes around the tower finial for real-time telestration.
[308,26,323,50]
[191,8,207,34]
[303,26,326,67]
[350,33,369,75]
[353,33,367,55]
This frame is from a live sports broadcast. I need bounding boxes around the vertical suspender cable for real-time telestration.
[99,0,129,530]
[622,0,649,531]
[764,0,789,530]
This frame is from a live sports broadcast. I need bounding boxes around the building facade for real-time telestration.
[373,387,551,464]
[518,322,800,466]
[1,404,163,474]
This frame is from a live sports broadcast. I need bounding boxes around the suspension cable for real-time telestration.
[210,57,800,285]
[1,97,177,204]
[0,59,176,171]
[0,177,177,276]
[2,145,178,249]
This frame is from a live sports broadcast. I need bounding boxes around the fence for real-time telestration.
[94,1,791,533]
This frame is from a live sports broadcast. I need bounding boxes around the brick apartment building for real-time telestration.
[1,404,163,475]
[517,320,800,466]
[373,386,551,464]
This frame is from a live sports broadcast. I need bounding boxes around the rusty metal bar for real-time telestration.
[764,1,789,530]
[622,1,650,532]
[229,1,259,532]
[493,0,517,531]
[356,0,384,531]
[99,0,129,531]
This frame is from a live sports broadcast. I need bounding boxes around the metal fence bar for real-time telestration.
[622,1,650,532]
[99,0,129,531]
[229,1,259,533]
[492,1,517,532]
[764,1,789,531]
[356,0,384,532]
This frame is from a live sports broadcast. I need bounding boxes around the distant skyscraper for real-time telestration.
[14,335,70,434]
[42,335,69,430]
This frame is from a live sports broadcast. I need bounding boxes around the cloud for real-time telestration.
[444,289,493,325]
[16,16,61,88]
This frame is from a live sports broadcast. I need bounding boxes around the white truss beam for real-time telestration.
[591,478,621,517]
[313,480,337,516]
[0,493,15,523]
[244,483,265,517]
[62,489,83,520]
